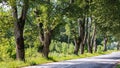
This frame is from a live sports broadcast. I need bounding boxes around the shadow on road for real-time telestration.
[25,52,120,68]
[94,57,120,60]
[33,61,115,68]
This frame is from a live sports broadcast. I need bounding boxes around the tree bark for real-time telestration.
[80,41,84,54]
[93,24,97,52]
[43,31,51,58]
[87,33,92,53]
[12,0,29,61]
[78,18,85,54]
[74,18,86,55]
[117,41,120,50]
[90,24,96,53]
[74,18,85,55]
[83,17,88,52]
[94,35,97,52]
[87,18,92,53]
[15,18,25,61]
[37,23,52,58]
[74,37,80,55]
[103,35,108,51]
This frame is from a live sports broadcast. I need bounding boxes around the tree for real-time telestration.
[92,0,120,51]
[34,0,63,58]
[63,0,92,55]
[8,0,29,60]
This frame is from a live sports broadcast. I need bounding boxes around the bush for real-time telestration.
[25,47,39,58]
[97,45,104,52]
[50,40,74,54]
[0,37,16,61]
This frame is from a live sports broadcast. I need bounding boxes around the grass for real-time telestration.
[116,65,120,68]
[0,50,117,68]
[115,62,120,68]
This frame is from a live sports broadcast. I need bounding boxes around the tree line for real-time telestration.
[0,0,120,61]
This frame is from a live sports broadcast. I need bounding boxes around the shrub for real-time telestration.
[0,37,16,61]
[50,40,74,54]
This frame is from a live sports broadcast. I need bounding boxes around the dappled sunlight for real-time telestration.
[0,0,120,68]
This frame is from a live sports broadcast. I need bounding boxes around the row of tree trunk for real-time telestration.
[73,17,109,55]
[12,0,108,61]
[37,0,109,58]
[73,17,97,55]
[70,0,109,55]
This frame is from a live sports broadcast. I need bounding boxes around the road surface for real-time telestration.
[24,52,120,68]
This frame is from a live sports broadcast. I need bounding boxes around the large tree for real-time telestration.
[34,0,62,58]
[8,0,29,60]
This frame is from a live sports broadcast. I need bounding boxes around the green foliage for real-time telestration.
[97,45,104,53]
[65,24,71,36]
[116,63,120,68]
[0,37,16,60]
[0,7,15,61]
[92,0,120,36]
[50,40,74,54]
[0,0,120,68]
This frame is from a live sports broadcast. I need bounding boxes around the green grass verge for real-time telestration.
[115,63,120,68]
[116,65,120,68]
[0,50,117,68]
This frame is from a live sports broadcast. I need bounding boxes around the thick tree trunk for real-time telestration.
[74,37,80,55]
[94,39,97,52]
[103,36,108,51]
[80,42,84,54]
[80,38,85,54]
[70,0,82,55]
[90,24,96,53]
[43,31,51,58]
[12,0,29,61]
[37,23,52,58]
[93,24,97,52]
[83,17,88,53]
[15,19,25,61]
[87,17,92,53]
[41,0,52,58]
[87,34,92,53]
[74,18,85,55]
[94,36,97,52]
[90,33,94,52]
[79,18,85,54]
[73,18,81,55]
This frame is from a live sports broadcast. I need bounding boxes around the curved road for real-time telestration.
[24,52,120,68]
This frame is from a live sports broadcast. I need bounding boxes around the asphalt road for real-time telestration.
[24,52,120,68]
